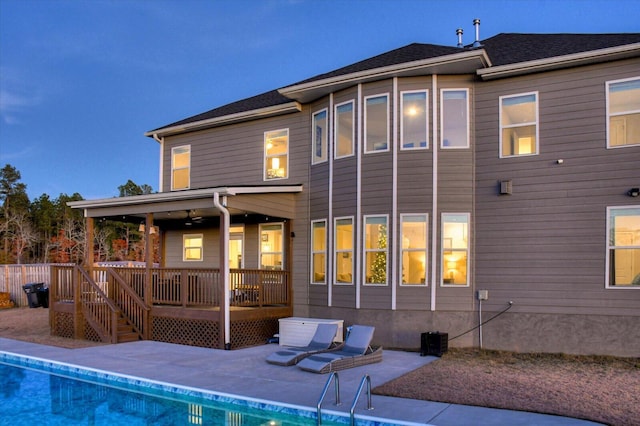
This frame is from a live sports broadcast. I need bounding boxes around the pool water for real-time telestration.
[0,356,353,426]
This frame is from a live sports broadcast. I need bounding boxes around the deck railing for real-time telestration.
[52,266,290,309]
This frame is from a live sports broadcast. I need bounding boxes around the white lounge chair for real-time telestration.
[297,325,382,373]
[266,323,339,366]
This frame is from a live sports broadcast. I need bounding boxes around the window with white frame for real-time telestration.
[334,217,353,284]
[264,129,288,180]
[335,101,354,158]
[260,223,284,270]
[442,213,469,286]
[500,92,539,157]
[312,109,328,164]
[607,207,640,287]
[365,94,389,153]
[400,214,428,285]
[401,90,428,149]
[311,220,327,284]
[364,216,388,285]
[183,234,203,261]
[441,89,469,148]
[607,77,640,148]
[171,145,190,190]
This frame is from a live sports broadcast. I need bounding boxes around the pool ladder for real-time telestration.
[316,373,374,426]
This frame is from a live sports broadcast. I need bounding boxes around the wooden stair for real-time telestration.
[117,315,141,343]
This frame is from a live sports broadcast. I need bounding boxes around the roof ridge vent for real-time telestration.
[456,28,464,48]
[473,18,482,47]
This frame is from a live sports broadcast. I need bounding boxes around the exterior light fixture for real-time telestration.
[627,187,640,197]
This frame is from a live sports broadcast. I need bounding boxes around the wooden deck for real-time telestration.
[49,265,292,349]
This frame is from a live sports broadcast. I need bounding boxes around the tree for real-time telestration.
[118,180,153,197]
[0,164,30,262]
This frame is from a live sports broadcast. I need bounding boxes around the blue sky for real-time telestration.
[1,0,638,200]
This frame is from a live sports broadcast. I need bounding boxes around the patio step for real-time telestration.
[116,317,141,343]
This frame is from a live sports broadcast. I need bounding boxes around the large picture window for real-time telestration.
[260,223,284,270]
[183,234,203,262]
[264,129,288,180]
[365,94,389,153]
[312,109,328,164]
[442,213,469,286]
[500,92,538,157]
[335,101,354,158]
[401,90,428,149]
[334,217,353,285]
[171,145,190,191]
[441,89,469,148]
[607,207,640,287]
[400,214,428,285]
[607,77,640,148]
[311,220,327,284]
[364,216,388,285]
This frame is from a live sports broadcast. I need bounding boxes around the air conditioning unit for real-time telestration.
[420,331,448,357]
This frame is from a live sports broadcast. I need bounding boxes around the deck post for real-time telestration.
[144,212,153,339]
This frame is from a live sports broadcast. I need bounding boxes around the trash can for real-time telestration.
[37,286,49,308]
[22,283,45,308]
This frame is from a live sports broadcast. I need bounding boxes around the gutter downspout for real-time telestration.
[152,133,165,192]
[213,192,231,350]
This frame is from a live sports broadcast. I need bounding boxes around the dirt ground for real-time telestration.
[1,307,639,425]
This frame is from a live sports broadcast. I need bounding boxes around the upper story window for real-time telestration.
[401,90,428,150]
[183,234,203,262]
[260,223,284,270]
[264,129,288,180]
[441,89,469,149]
[364,215,388,285]
[500,92,539,157]
[311,220,327,284]
[606,207,640,287]
[335,101,354,158]
[334,217,353,285]
[400,214,428,286]
[442,213,469,286]
[171,145,190,191]
[365,94,389,153]
[607,77,640,148]
[312,109,328,164]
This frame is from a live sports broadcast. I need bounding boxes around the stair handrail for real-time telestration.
[316,371,340,425]
[75,265,120,343]
[106,267,150,339]
[106,267,149,311]
[349,374,373,426]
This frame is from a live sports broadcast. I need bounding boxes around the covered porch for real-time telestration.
[55,186,302,349]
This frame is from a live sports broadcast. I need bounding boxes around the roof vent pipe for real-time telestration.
[456,28,464,48]
[473,18,482,47]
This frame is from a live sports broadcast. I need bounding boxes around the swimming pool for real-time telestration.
[0,352,365,426]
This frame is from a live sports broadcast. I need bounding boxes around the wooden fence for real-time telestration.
[0,264,72,307]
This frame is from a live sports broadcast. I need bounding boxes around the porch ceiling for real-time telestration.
[68,185,303,222]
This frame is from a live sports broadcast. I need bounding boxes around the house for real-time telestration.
[65,24,640,357]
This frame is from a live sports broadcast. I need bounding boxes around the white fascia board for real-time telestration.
[144,102,302,138]
[67,185,303,210]
[279,50,491,102]
[478,43,640,80]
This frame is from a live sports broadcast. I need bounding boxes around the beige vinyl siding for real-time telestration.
[164,228,220,268]
[474,58,640,316]
[162,111,308,192]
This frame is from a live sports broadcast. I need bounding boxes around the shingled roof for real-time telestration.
[148,32,640,135]
[481,33,640,66]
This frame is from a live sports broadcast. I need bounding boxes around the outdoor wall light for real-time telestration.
[627,187,640,197]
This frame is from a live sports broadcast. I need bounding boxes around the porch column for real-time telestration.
[85,216,94,268]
